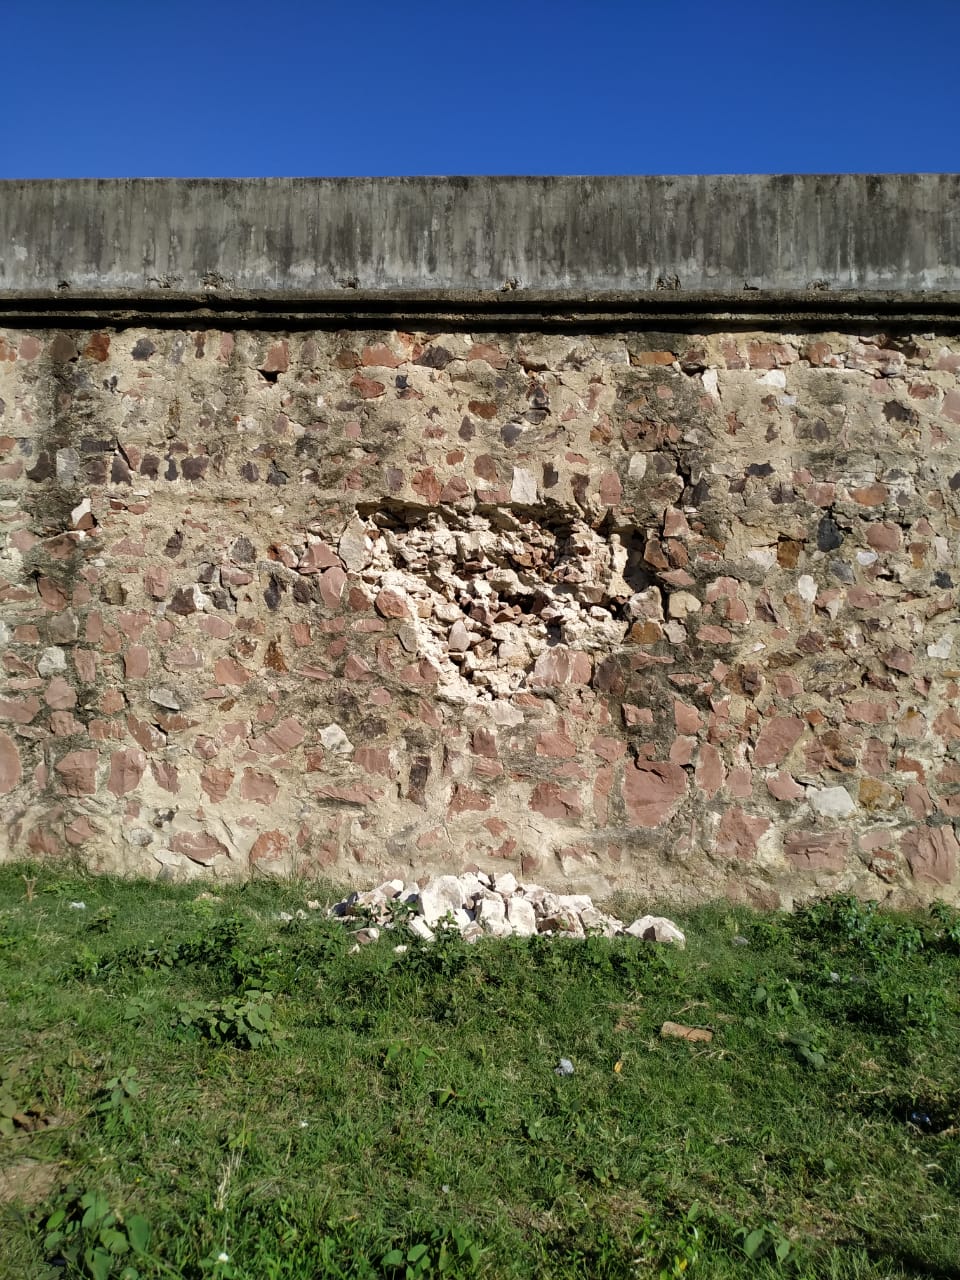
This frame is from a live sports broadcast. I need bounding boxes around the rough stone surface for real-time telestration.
[1,316,959,904]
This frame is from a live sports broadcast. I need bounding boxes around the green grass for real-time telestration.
[1,864,959,1279]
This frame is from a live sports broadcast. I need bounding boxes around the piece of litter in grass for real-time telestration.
[660,1021,713,1043]
[613,1060,623,1073]
[555,1057,575,1076]
[68,901,86,910]
[732,935,749,946]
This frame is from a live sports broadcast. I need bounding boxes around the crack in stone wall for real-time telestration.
[1,325,959,906]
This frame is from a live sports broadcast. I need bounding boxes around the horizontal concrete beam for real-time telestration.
[1,176,959,305]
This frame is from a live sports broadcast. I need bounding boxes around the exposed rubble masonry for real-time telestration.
[1,324,960,906]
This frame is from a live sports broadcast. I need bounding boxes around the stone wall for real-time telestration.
[2,321,959,904]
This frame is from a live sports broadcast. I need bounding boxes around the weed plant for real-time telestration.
[0,867,958,1278]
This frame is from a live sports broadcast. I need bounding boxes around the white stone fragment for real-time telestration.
[625,915,686,947]
[628,452,648,479]
[506,896,537,937]
[797,574,818,603]
[149,686,181,711]
[319,723,353,754]
[407,917,436,942]
[808,786,857,819]
[494,871,518,896]
[510,468,538,504]
[38,646,67,675]
[668,591,701,619]
[419,875,466,926]
[928,634,953,659]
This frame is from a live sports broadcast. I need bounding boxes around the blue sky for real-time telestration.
[5,0,959,178]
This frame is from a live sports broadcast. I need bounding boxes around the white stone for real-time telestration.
[557,894,594,913]
[667,591,701,619]
[628,452,648,479]
[407,917,435,942]
[494,871,518,896]
[319,723,353,754]
[419,875,466,926]
[757,368,786,389]
[457,872,485,900]
[71,497,93,527]
[338,514,373,571]
[149,686,181,711]
[506,896,537,937]
[447,620,472,652]
[797,575,818,604]
[856,550,878,566]
[808,785,856,819]
[928,634,953,659]
[38,646,67,675]
[510,468,538,504]
[55,447,80,485]
[701,368,720,400]
[625,915,686,947]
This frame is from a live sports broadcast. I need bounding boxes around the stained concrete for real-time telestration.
[2,175,959,298]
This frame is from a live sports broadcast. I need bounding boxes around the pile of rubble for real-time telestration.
[329,870,685,947]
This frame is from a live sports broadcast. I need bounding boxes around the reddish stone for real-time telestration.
[126,715,165,752]
[238,768,279,804]
[150,760,179,793]
[84,332,110,361]
[766,770,804,801]
[354,747,393,777]
[249,829,289,864]
[599,470,623,505]
[171,831,229,864]
[123,646,150,678]
[143,565,171,599]
[197,766,232,802]
[213,658,252,686]
[669,736,696,766]
[466,343,508,369]
[849,483,888,506]
[411,467,443,504]
[44,676,77,710]
[256,716,306,755]
[933,708,960,741]
[372,588,410,620]
[901,825,958,885]
[0,731,22,795]
[784,830,850,871]
[298,540,341,574]
[0,695,41,724]
[754,715,804,767]
[695,743,724,798]
[728,768,752,797]
[344,654,374,680]
[361,343,403,368]
[623,760,686,827]
[198,616,234,639]
[260,340,289,374]
[448,784,491,814]
[942,389,960,424]
[531,646,592,687]
[350,374,385,398]
[315,783,380,805]
[866,522,901,552]
[471,728,498,758]
[844,700,889,725]
[108,747,146,796]
[590,735,626,762]
[530,781,583,819]
[715,807,771,860]
[536,731,576,758]
[883,647,914,675]
[673,699,701,734]
[319,566,347,608]
[64,816,99,846]
[55,749,99,796]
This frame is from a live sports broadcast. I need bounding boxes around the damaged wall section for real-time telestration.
[1,324,959,905]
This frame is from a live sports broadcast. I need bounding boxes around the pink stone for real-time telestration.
[298,540,341,574]
[260,340,289,374]
[883,647,914,674]
[695,743,725,798]
[536,731,577,758]
[728,768,752,798]
[240,768,279,804]
[249,829,289,865]
[623,760,686,827]
[74,650,97,681]
[866,522,901,552]
[319,566,347,609]
[344,654,374,680]
[354,747,393,777]
[0,730,22,795]
[901,825,958,885]
[622,704,654,726]
[784,830,850,871]
[673,699,701,734]
[55,749,99,796]
[531,646,592,687]
[530,781,583,819]
[143,565,171,599]
[44,677,77,710]
[374,587,411,620]
[590,735,626,762]
[0,695,41,724]
[845,699,889,725]
[123,646,150,678]
[151,760,180,793]
[669,736,696,766]
[125,715,165,752]
[200,766,234,802]
[715,807,771,860]
[171,831,229,864]
[108,748,146,796]
[213,658,252,686]
[198,616,234,639]
[753,715,804,767]
[766,771,804,801]
[599,470,623,505]
[472,728,498,757]
[448,784,491,814]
